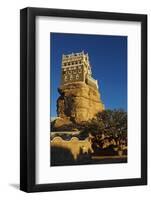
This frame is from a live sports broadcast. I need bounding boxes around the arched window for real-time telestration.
[70,75,73,80]
[68,70,72,74]
[64,75,68,81]
[76,74,79,80]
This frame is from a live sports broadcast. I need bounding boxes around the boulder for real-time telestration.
[54,82,104,127]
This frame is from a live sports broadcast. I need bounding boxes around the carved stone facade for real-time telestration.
[54,51,105,128]
[61,51,98,89]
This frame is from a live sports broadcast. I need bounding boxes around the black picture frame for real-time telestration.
[20,7,147,192]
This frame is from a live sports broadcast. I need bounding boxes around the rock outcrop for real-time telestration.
[54,82,104,128]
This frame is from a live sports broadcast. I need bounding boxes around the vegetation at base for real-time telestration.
[79,109,127,155]
[51,109,127,165]
[51,109,127,138]
[80,109,127,137]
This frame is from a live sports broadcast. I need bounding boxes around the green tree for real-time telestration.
[82,109,127,138]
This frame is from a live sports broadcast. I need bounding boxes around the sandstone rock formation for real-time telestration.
[54,82,104,128]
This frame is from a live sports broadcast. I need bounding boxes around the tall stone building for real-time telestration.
[54,51,105,128]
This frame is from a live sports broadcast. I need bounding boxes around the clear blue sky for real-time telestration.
[50,33,127,117]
